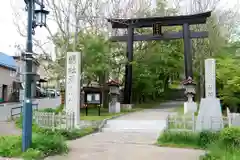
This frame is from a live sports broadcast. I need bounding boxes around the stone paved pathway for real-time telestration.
[0,122,21,136]
[45,101,205,160]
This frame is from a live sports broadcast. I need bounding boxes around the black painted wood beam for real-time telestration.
[109,31,208,42]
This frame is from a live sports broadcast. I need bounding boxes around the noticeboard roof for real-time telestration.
[107,11,211,28]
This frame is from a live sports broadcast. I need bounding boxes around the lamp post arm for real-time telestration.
[34,0,45,8]
[25,0,45,7]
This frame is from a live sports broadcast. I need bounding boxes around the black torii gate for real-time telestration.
[107,11,211,104]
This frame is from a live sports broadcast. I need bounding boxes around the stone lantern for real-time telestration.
[107,80,120,113]
[182,77,197,114]
[183,77,196,102]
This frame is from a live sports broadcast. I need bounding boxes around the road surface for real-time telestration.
[45,101,205,160]
[0,97,61,121]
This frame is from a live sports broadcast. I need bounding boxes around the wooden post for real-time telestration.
[166,115,169,130]
[52,112,55,131]
[60,89,65,105]
[124,26,134,104]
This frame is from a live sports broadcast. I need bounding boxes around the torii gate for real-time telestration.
[107,11,211,104]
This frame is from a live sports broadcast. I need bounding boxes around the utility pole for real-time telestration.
[22,0,33,151]
[22,0,49,151]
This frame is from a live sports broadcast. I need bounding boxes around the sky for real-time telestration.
[0,0,239,56]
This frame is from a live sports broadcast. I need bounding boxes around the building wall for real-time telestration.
[14,59,39,98]
[0,66,16,101]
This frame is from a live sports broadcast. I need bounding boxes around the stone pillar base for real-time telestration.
[196,98,223,131]
[121,104,133,110]
[109,102,121,113]
[184,102,197,114]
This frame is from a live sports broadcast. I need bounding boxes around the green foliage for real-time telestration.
[198,131,220,148]
[12,112,97,159]
[202,142,240,160]
[21,149,43,160]
[216,44,240,111]
[132,39,184,103]
[158,130,219,149]
[0,134,67,159]
[158,127,240,160]
[0,136,22,157]
[31,134,68,157]
[40,108,56,113]
[55,104,64,114]
[220,127,240,148]
[37,127,96,140]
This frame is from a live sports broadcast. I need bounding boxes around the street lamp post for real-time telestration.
[23,0,49,152]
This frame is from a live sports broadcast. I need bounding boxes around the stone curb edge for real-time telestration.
[97,110,142,132]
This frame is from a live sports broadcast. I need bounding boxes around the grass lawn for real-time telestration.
[80,102,160,121]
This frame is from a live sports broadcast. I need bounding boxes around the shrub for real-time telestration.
[158,130,220,149]
[158,130,200,148]
[158,128,240,160]
[0,133,67,159]
[0,136,22,157]
[40,108,56,113]
[21,148,43,160]
[31,133,68,156]
[220,127,240,148]
[36,127,96,140]
[55,104,64,114]
[202,142,240,160]
[198,131,220,148]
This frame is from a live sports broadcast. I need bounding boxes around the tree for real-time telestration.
[216,42,240,112]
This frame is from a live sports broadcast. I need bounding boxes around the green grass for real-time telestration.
[0,133,68,159]
[157,128,240,160]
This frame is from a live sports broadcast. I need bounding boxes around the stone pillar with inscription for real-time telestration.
[196,59,223,131]
[65,52,81,127]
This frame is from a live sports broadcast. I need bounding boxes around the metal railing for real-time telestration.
[10,103,39,120]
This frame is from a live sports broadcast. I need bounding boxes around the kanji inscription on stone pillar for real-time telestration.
[205,59,216,98]
[66,52,81,126]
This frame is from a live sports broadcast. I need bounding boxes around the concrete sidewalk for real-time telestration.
[0,97,60,121]
[45,101,205,160]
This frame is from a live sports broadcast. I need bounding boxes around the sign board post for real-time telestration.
[65,52,81,127]
[20,60,25,107]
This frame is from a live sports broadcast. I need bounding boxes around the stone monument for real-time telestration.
[183,77,198,114]
[196,58,223,131]
[65,52,81,127]
[107,80,121,113]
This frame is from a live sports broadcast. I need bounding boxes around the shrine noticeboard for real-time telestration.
[65,52,81,123]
